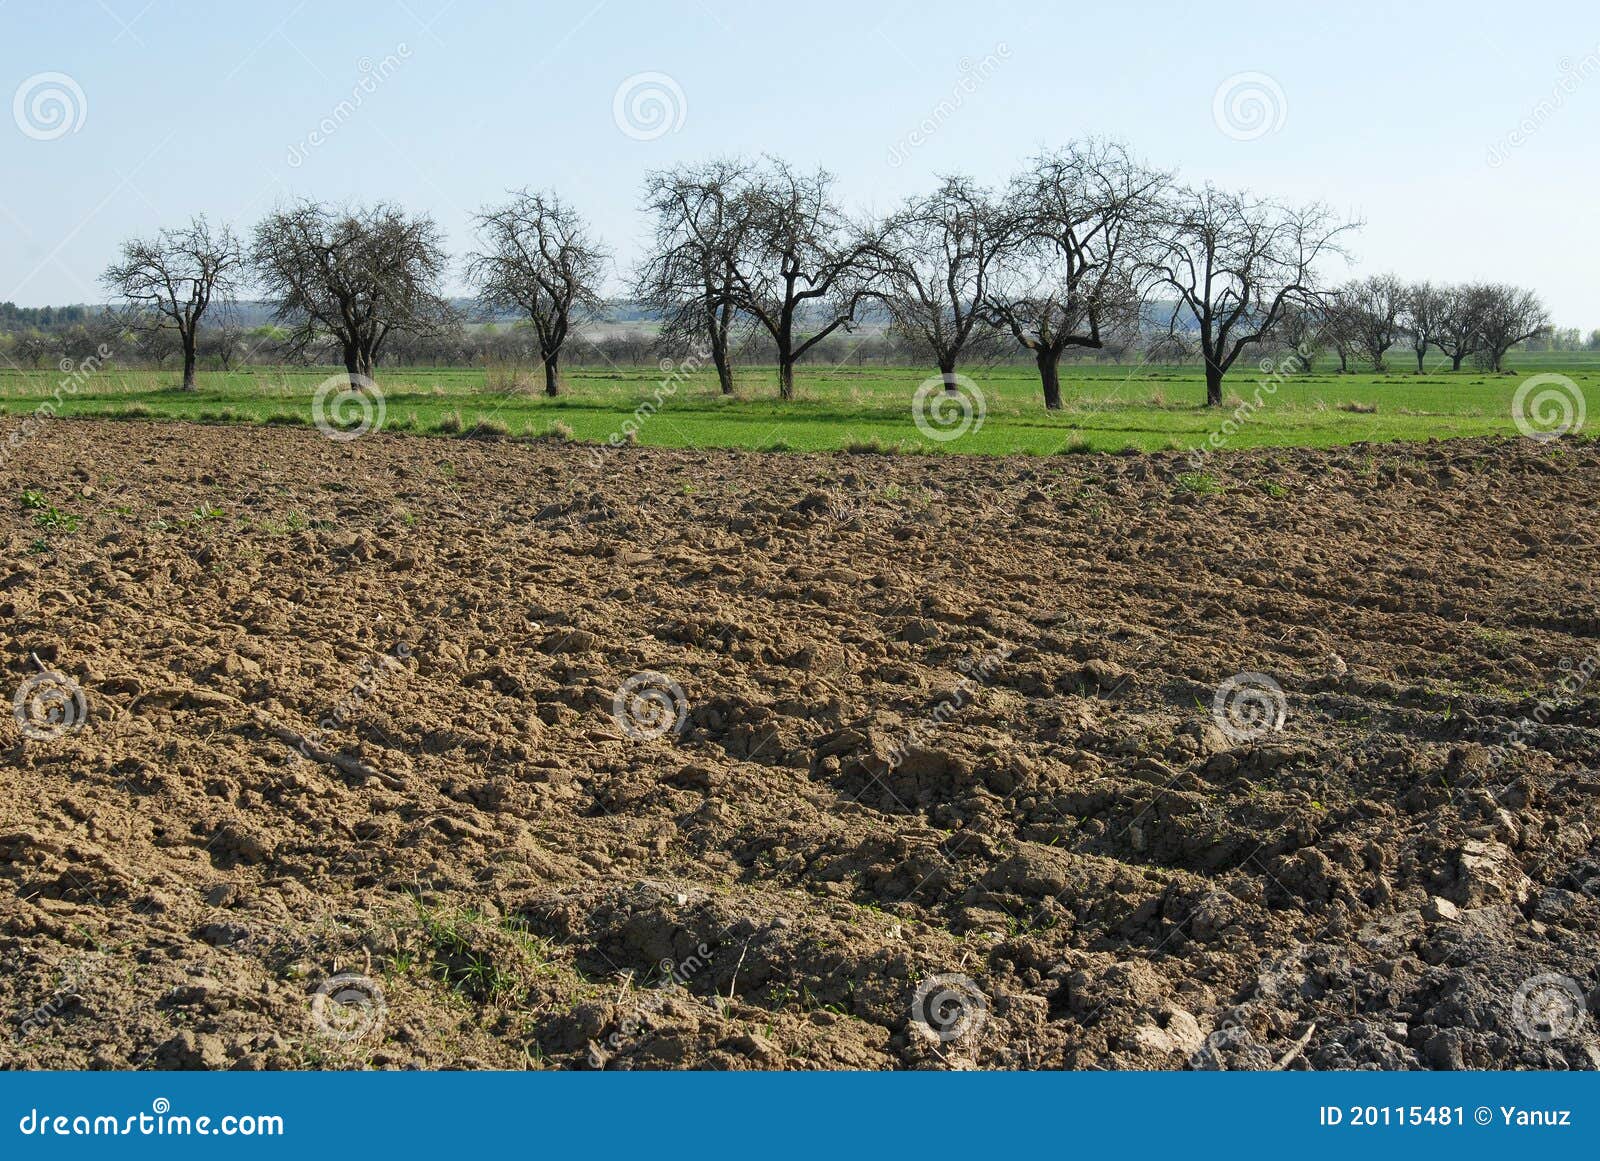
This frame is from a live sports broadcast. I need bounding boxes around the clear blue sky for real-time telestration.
[3,0,1598,324]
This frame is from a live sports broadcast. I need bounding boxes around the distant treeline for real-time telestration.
[7,301,1594,377]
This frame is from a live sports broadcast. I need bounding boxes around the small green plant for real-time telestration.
[32,506,81,532]
[1176,472,1221,495]
[406,901,556,1004]
[27,537,51,555]
[768,982,800,1009]
[20,489,47,510]
[1258,481,1287,498]
[192,504,225,521]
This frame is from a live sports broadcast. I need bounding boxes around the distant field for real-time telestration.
[2,351,1597,455]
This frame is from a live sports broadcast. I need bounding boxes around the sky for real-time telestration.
[3,0,1599,324]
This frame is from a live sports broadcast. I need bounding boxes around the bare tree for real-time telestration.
[467,190,609,397]
[251,201,454,386]
[1401,281,1447,373]
[984,141,1166,409]
[1344,273,1406,370]
[720,157,882,400]
[101,216,242,390]
[8,329,53,368]
[1325,295,1366,373]
[637,159,751,394]
[1268,302,1320,373]
[876,175,1003,389]
[1428,284,1488,371]
[1144,185,1355,406]
[1473,283,1549,371]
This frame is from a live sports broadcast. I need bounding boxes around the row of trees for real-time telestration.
[93,142,1555,408]
[1312,277,1551,375]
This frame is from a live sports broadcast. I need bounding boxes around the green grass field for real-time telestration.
[3,351,1596,455]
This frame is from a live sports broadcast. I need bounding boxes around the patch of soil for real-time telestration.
[1,419,1598,1070]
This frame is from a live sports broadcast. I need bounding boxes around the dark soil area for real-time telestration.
[2,419,1597,1070]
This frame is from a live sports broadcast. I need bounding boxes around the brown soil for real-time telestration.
[2,419,1598,1071]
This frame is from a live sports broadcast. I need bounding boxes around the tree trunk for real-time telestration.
[1036,349,1062,410]
[342,343,362,388]
[711,333,734,395]
[181,337,198,391]
[543,351,561,397]
[1451,353,1463,371]
[708,301,736,395]
[1204,360,1224,408]
[939,360,959,392]
[778,358,795,401]
[1415,347,1425,372]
